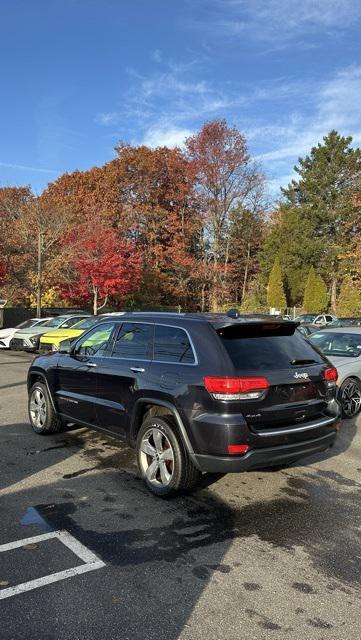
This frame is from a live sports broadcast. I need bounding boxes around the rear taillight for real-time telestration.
[203,376,269,400]
[323,367,338,382]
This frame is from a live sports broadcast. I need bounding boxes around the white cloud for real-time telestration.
[251,65,361,194]
[142,126,194,148]
[151,49,162,63]
[198,0,361,42]
[0,161,58,174]
[94,112,120,126]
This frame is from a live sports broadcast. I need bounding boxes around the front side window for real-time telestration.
[112,323,153,359]
[75,323,115,356]
[154,325,195,364]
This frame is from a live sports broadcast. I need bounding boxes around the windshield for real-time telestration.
[42,316,70,328]
[16,319,39,329]
[72,316,99,330]
[310,332,361,358]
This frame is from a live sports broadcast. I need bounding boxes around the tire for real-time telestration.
[136,415,201,497]
[338,377,361,418]
[28,381,62,434]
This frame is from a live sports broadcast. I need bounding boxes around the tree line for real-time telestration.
[0,121,360,315]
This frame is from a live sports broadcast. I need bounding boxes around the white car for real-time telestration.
[0,317,52,349]
[295,313,337,326]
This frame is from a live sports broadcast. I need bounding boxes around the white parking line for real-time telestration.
[0,530,105,600]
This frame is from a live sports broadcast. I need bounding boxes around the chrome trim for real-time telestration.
[256,415,336,437]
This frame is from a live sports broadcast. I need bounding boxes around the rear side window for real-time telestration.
[154,325,195,364]
[112,323,153,359]
[218,324,324,370]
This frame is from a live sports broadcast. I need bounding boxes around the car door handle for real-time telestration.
[130,367,145,373]
[86,362,97,368]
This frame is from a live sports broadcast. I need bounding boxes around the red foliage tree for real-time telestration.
[186,120,264,310]
[60,223,142,314]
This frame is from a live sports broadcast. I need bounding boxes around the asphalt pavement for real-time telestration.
[0,349,360,639]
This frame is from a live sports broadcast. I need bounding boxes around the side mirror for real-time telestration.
[58,338,73,354]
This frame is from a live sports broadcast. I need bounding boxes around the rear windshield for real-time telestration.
[310,332,361,358]
[218,323,324,370]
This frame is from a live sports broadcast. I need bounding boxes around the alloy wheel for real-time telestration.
[340,380,361,417]
[29,388,47,428]
[139,427,175,487]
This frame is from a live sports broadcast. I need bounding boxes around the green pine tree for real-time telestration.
[303,266,317,312]
[282,130,361,310]
[337,277,361,316]
[315,274,329,312]
[267,258,286,310]
[303,267,329,312]
[258,131,361,309]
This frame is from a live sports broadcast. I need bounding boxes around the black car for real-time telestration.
[27,312,341,496]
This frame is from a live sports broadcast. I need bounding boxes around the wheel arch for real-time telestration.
[27,370,56,411]
[130,397,200,469]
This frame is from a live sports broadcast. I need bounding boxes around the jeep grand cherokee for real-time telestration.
[27,312,341,496]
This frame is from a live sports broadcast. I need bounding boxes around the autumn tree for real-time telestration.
[60,223,142,314]
[185,120,264,310]
[13,194,75,315]
[227,202,266,304]
[267,257,286,310]
[0,186,33,303]
[44,145,202,310]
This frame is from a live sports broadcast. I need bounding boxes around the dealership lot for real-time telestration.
[1,350,361,639]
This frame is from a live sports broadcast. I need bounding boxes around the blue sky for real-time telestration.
[1,0,361,196]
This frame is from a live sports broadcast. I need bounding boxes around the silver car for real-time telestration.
[310,327,361,417]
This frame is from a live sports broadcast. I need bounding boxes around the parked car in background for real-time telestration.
[297,323,321,338]
[295,313,337,326]
[310,327,361,417]
[38,312,126,354]
[328,317,361,328]
[28,312,340,496]
[10,313,91,352]
[0,317,52,349]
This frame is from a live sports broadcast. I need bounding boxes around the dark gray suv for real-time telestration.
[27,312,341,496]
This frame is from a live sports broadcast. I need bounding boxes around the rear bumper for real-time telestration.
[194,430,338,473]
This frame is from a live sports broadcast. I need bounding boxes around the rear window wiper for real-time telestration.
[290,359,317,365]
